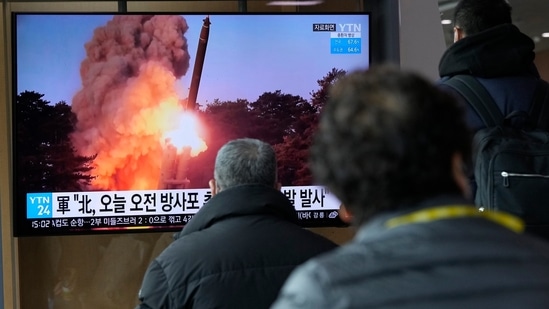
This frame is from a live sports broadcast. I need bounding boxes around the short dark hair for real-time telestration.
[454,0,512,36]
[310,66,472,225]
[214,138,277,191]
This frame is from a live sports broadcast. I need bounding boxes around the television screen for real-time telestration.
[12,12,370,236]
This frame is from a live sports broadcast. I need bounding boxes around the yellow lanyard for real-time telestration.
[385,205,524,233]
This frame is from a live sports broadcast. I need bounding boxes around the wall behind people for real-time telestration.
[0,2,16,308]
[0,202,3,309]
[399,0,447,81]
[535,49,549,81]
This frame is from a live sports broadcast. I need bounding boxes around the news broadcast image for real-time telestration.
[14,13,370,236]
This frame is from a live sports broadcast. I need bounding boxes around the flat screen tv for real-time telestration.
[12,12,370,236]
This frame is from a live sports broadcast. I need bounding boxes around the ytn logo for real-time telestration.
[338,23,361,32]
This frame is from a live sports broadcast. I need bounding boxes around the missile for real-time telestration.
[186,16,211,110]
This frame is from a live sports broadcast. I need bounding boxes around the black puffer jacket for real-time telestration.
[438,24,543,131]
[135,184,337,309]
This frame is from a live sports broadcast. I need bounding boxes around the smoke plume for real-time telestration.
[71,15,192,190]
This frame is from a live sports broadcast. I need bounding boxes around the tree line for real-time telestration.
[15,68,346,194]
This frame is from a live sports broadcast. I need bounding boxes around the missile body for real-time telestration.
[187,16,210,110]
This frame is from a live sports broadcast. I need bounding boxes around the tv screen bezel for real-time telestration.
[11,11,371,237]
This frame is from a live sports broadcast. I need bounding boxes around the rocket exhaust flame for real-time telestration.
[158,111,207,190]
[164,112,208,156]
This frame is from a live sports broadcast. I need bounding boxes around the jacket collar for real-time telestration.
[174,184,297,239]
[355,195,473,240]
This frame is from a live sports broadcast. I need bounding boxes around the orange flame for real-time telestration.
[163,112,208,156]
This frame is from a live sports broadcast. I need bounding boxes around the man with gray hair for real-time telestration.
[135,138,337,309]
[211,137,277,194]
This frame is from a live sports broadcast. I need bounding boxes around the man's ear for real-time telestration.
[275,182,282,191]
[452,153,471,199]
[208,179,217,196]
[453,26,465,43]
[339,204,353,224]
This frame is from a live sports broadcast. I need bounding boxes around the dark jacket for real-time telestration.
[135,184,337,309]
[438,24,542,131]
[271,195,549,309]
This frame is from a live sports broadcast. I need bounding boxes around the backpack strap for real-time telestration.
[528,79,549,130]
[443,75,503,127]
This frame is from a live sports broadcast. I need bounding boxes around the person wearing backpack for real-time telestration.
[438,0,549,239]
[438,0,546,131]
